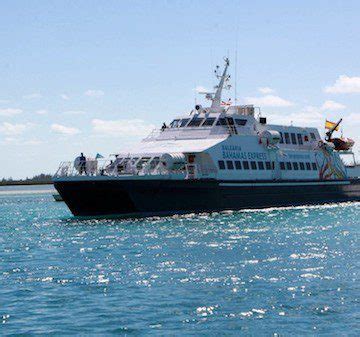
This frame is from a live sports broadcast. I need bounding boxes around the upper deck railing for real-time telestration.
[54,158,189,178]
[142,128,161,141]
[54,157,215,180]
[142,123,241,143]
[55,158,157,177]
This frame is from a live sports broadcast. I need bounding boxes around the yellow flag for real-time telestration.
[325,120,339,131]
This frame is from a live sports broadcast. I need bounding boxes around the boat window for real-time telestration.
[202,118,216,126]
[286,162,292,170]
[306,162,311,170]
[118,159,128,172]
[291,133,297,145]
[235,119,247,126]
[299,162,305,170]
[280,162,286,170]
[136,161,144,170]
[150,157,160,169]
[187,118,204,127]
[218,160,225,170]
[250,161,257,170]
[131,157,139,165]
[226,161,234,170]
[265,161,272,170]
[310,132,317,140]
[297,134,303,145]
[179,119,190,127]
[293,162,299,170]
[243,161,250,170]
[279,132,284,144]
[312,162,318,170]
[137,157,151,169]
[284,133,290,144]
[235,161,242,170]
[258,162,265,170]
[170,119,180,128]
[216,118,227,126]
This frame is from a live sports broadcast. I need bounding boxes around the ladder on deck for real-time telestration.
[225,117,238,135]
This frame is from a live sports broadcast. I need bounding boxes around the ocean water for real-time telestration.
[0,185,359,335]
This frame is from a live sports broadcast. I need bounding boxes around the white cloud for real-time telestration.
[194,86,211,93]
[268,101,346,128]
[63,110,86,115]
[1,137,17,144]
[267,104,351,129]
[324,75,360,94]
[244,95,294,107]
[267,106,324,127]
[36,109,48,115]
[1,137,43,146]
[347,112,360,125]
[23,139,43,145]
[84,89,104,97]
[23,93,42,99]
[0,108,22,116]
[51,123,80,135]
[270,101,346,127]
[60,94,70,100]
[92,119,155,137]
[0,122,30,135]
[320,100,346,111]
[258,87,275,94]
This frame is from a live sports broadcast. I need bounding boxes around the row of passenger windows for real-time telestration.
[280,162,317,171]
[279,131,317,145]
[169,117,247,128]
[218,160,318,171]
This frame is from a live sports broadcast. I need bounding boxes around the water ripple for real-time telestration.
[0,187,359,335]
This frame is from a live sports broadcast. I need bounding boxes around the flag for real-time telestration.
[95,153,104,159]
[221,99,231,106]
[325,120,339,131]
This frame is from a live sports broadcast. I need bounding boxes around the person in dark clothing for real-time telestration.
[79,152,86,175]
[161,122,167,131]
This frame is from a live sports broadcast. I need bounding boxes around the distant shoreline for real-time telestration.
[1,174,53,187]
[0,181,53,186]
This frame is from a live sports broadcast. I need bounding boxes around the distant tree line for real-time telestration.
[0,174,53,186]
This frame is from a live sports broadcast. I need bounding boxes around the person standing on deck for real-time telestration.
[79,152,86,175]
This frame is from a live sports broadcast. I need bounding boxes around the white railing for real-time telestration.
[142,128,161,141]
[142,125,231,142]
[54,159,112,177]
[54,158,188,178]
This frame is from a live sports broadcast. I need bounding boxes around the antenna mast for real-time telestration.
[211,58,230,109]
[235,50,238,105]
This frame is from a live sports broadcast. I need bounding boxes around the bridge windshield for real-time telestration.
[187,118,204,127]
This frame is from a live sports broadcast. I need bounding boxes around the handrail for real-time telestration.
[53,158,187,178]
[142,128,161,141]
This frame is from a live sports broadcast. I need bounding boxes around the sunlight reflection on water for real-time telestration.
[0,190,359,335]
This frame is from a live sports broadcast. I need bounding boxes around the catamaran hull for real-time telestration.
[53,178,360,218]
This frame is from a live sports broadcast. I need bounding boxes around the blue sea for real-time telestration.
[1,185,359,335]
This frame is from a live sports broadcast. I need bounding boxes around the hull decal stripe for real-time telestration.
[219,181,351,187]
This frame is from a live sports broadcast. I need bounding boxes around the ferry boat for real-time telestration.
[53,58,360,217]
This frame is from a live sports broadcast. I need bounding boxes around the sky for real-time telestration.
[1,0,360,179]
